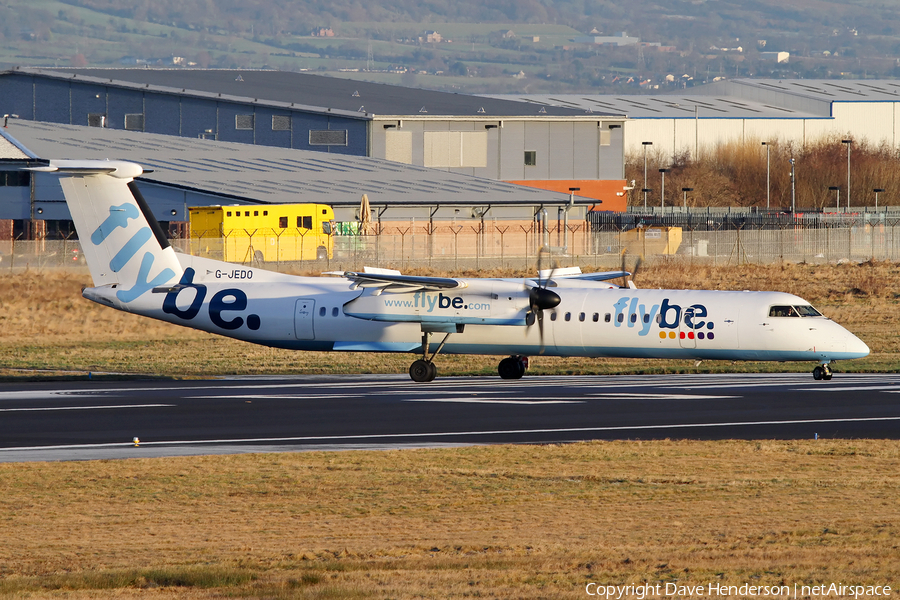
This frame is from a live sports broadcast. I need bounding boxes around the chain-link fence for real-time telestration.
[4,218,900,273]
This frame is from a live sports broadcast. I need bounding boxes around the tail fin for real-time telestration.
[41,160,183,304]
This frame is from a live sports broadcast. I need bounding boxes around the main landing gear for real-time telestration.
[408,330,453,383]
[498,355,528,379]
[812,363,833,380]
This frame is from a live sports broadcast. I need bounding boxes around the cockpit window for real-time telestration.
[769,305,822,317]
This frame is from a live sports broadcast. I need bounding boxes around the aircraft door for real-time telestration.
[294,298,316,340]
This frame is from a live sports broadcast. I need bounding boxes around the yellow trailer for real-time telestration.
[190,204,335,263]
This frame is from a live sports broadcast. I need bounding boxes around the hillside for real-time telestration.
[2,0,900,93]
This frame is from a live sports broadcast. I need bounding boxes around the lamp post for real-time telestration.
[874,188,884,210]
[659,168,669,208]
[829,186,840,210]
[789,157,796,213]
[682,187,693,208]
[642,141,653,209]
[842,139,852,208]
[761,141,771,209]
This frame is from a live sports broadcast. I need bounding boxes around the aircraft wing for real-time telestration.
[562,270,629,282]
[342,271,467,293]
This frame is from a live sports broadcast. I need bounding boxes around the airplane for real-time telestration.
[33,159,868,382]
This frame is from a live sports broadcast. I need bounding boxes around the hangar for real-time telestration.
[492,79,900,161]
[0,67,628,205]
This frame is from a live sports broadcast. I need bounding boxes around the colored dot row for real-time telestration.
[658,331,715,340]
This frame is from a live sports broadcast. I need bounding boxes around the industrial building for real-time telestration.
[0,120,585,240]
[491,79,900,161]
[0,67,628,205]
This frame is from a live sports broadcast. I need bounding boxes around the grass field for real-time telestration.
[0,441,898,598]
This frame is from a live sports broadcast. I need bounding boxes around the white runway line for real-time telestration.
[0,404,174,412]
[4,415,899,453]
[402,398,583,404]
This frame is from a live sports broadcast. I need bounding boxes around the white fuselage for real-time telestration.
[83,255,869,364]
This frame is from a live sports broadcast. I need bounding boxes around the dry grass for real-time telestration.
[1,261,898,378]
[0,441,898,598]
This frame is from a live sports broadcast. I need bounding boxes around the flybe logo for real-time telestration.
[91,203,176,303]
[383,292,491,312]
[613,296,716,340]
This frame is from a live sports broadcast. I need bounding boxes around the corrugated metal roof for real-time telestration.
[9,67,621,119]
[6,119,575,206]
[483,92,827,119]
[729,78,900,102]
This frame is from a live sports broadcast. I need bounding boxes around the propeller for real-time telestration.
[526,247,562,354]
[619,251,642,289]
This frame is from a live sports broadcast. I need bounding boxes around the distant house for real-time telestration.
[312,27,334,37]
[502,30,516,39]
[422,31,442,43]
[575,32,640,46]
[760,51,789,63]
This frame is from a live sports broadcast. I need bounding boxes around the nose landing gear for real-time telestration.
[812,363,833,380]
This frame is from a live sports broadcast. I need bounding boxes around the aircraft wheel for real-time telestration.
[823,366,833,380]
[498,356,526,380]
[410,359,436,383]
[813,366,825,380]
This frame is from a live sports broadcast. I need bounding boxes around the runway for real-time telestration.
[1,372,899,462]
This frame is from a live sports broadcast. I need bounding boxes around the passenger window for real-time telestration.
[579,312,585,322]
[630,313,637,323]
[550,312,557,321]
[565,312,571,321]
[279,216,288,228]
[298,216,313,229]
[319,307,326,317]
[226,211,232,217]
[593,313,599,322]
[244,211,250,217]
[656,314,661,323]
[769,305,798,317]
[254,211,258,216]
[617,313,624,323]
[643,314,650,323]
[332,307,339,317]
[604,313,611,322]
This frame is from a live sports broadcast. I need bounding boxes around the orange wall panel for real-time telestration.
[505,179,627,212]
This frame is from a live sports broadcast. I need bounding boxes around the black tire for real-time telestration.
[813,366,824,380]
[410,359,434,382]
[498,356,525,380]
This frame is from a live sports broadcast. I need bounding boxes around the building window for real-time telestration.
[124,113,144,131]
[309,130,348,146]
[272,115,291,131]
[524,151,536,166]
[235,115,254,130]
[0,172,29,186]
[87,113,106,128]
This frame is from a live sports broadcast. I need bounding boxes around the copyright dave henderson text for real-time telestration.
[585,583,893,598]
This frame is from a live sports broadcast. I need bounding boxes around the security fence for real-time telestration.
[4,216,900,273]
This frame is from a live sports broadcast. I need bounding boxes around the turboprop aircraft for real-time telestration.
[35,159,868,382]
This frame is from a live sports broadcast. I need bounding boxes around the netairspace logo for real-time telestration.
[585,582,892,599]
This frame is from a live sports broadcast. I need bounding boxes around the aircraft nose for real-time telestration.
[845,331,870,358]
